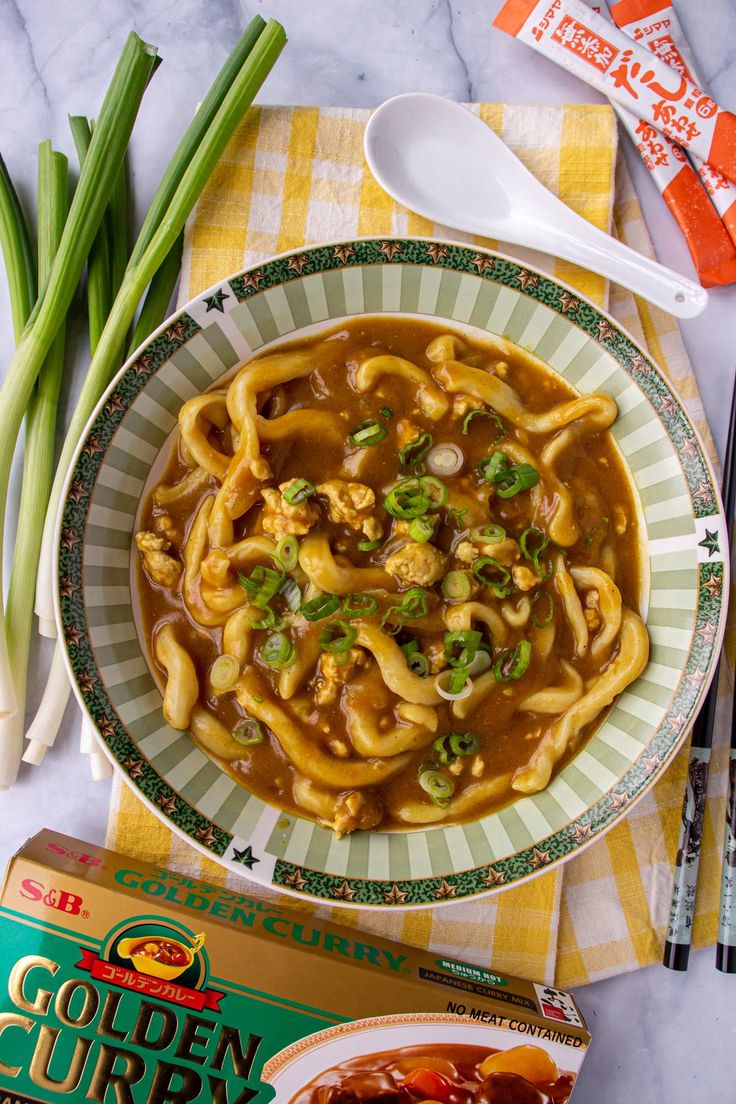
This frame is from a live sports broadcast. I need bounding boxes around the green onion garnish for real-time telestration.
[273,534,299,571]
[408,515,437,544]
[384,477,430,519]
[283,478,315,505]
[478,450,509,483]
[441,570,472,603]
[260,631,296,670]
[444,629,482,667]
[421,475,448,509]
[342,593,378,618]
[252,606,281,630]
[400,588,430,619]
[380,406,393,419]
[531,590,554,628]
[470,523,506,543]
[448,664,471,695]
[319,619,357,654]
[433,731,480,764]
[399,431,433,467]
[357,537,383,552]
[349,418,387,447]
[494,640,532,682]
[520,526,552,578]
[233,717,265,746]
[462,407,505,440]
[495,463,540,499]
[278,576,302,613]
[210,654,240,692]
[401,638,430,677]
[472,556,513,598]
[380,606,404,635]
[301,594,340,622]
[238,565,283,609]
[446,506,468,527]
[418,768,455,808]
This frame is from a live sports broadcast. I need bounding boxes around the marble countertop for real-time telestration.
[1,1,735,1100]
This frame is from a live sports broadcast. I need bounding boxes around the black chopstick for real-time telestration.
[663,375,736,971]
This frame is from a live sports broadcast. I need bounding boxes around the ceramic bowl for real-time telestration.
[56,237,728,908]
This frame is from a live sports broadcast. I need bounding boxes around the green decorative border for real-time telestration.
[57,238,727,906]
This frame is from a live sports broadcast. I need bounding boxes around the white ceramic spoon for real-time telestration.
[364,93,708,320]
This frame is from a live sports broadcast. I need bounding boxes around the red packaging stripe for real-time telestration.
[663,165,736,287]
[493,0,539,36]
[609,0,669,26]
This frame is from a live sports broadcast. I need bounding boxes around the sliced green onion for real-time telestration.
[421,475,448,510]
[462,407,505,440]
[470,523,506,543]
[446,506,468,527]
[450,731,480,757]
[583,517,610,546]
[260,631,296,670]
[273,534,299,571]
[435,668,473,701]
[319,620,357,654]
[238,564,283,609]
[342,593,378,617]
[380,606,404,636]
[495,463,540,499]
[210,654,240,692]
[467,649,493,677]
[400,588,430,619]
[233,717,264,746]
[407,652,429,676]
[520,525,552,578]
[444,629,482,667]
[494,640,532,682]
[472,556,513,598]
[384,477,430,519]
[531,590,554,628]
[283,477,315,505]
[408,515,437,544]
[418,768,455,808]
[380,406,393,419]
[426,443,463,476]
[349,418,387,446]
[399,431,433,467]
[279,576,302,613]
[301,594,340,622]
[442,570,472,603]
[252,606,280,630]
[478,450,509,483]
[357,537,383,552]
[433,735,454,766]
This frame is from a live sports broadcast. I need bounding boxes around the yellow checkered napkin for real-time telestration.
[107,103,731,987]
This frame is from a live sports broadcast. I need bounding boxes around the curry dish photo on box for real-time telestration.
[132,316,649,838]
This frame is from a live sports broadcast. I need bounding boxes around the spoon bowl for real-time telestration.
[364,93,708,320]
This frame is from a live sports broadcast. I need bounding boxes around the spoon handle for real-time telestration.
[517,212,707,320]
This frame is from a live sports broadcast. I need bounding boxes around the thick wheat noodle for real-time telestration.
[222,607,257,666]
[344,687,437,757]
[532,619,557,660]
[553,551,589,657]
[153,465,210,506]
[278,629,321,700]
[502,438,578,547]
[155,624,199,730]
[355,623,444,705]
[291,776,341,821]
[512,610,650,793]
[226,351,315,430]
[199,535,276,614]
[189,706,246,762]
[501,595,531,628]
[520,660,584,714]
[445,601,508,646]
[355,355,449,420]
[299,533,398,595]
[236,669,412,787]
[388,772,514,824]
[570,564,622,659]
[256,409,345,446]
[182,496,229,627]
[178,392,232,479]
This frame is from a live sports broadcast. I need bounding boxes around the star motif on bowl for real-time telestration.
[692,480,714,508]
[641,754,662,774]
[516,269,539,290]
[203,288,230,313]
[231,844,259,869]
[698,529,720,557]
[569,821,594,843]
[596,319,615,341]
[104,394,126,417]
[668,711,688,731]
[332,879,357,902]
[684,666,707,690]
[678,436,699,461]
[557,291,580,314]
[529,846,551,869]
[59,578,80,599]
[123,755,145,780]
[379,240,402,261]
[156,793,178,817]
[77,671,98,695]
[426,243,449,263]
[696,622,717,645]
[383,883,408,905]
[83,434,104,458]
[64,624,85,648]
[60,528,81,551]
[283,868,307,891]
[242,269,265,290]
[657,393,679,419]
[132,354,154,377]
[287,253,310,274]
[67,479,87,504]
[97,716,117,740]
[702,572,723,598]
[471,252,494,274]
[190,825,216,848]
[608,790,629,811]
[165,320,187,343]
[434,878,458,900]
[482,866,507,887]
[332,244,356,264]
[630,353,649,373]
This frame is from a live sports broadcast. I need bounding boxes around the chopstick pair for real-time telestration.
[664,377,736,971]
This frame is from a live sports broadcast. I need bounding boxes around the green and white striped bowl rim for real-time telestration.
[56,237,728,909]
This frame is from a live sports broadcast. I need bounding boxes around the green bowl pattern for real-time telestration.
[57,238,728,908]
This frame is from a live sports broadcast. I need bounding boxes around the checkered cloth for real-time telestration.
[107,103,731,987]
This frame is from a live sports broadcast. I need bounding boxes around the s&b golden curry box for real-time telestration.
[0,830,590,1102]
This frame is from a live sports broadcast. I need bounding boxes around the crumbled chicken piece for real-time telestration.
[455,537,519,568]
[396,702,438,731]
[250,456,273,481]
[612,504,628,536]
[396,419,423,448]
[493,359,509,378]
[448,759,464,776]
[201,548,230,587]
[512,564,541,592]
[261,478,321,539]
[425,639,449,674]
[385,542,447,587]
[135,531,181,587]
[314,647,370,706]
[317,479,382,540]
[153,513,180,545]
[331,789,384,838]
[328,738,350,758]
[452,394,483,418]
[584,590,602,632]
[455,540,478,564]
[471,755,484,778]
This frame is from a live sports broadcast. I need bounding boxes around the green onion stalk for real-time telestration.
[0,33,158,720]
[0,143,68,788]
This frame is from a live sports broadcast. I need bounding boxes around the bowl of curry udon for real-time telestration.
[56,238,728,907]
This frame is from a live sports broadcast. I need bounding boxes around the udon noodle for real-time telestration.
[133,318,648,836]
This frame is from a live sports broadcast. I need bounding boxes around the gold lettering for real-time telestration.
[130,1001,177,1051]
[56,978,99,1028]
[97,991,129,1042]
[0,1012,33,1076]
[149,1060,201,1103]
[8,956,58,1015]
[29,1024,91,1093]
[85,1043,145,1104]
[209,1075,259,1103]
[211,1025,262,1080]
[174,1014,214,1065]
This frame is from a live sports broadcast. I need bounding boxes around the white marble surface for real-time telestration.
[1,1,736,1100]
